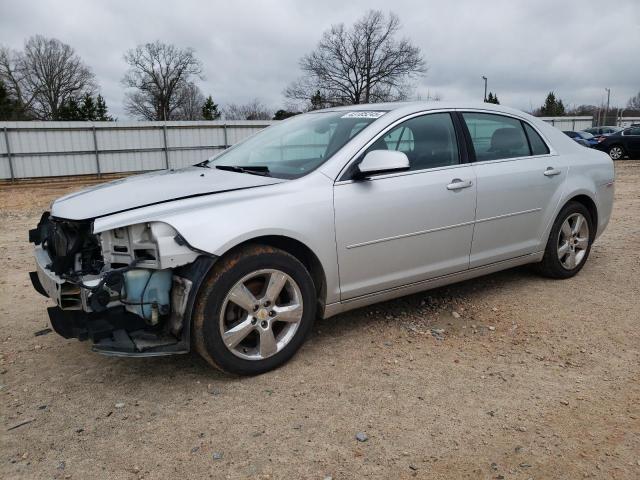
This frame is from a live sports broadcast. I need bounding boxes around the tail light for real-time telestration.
[597,136,606,143]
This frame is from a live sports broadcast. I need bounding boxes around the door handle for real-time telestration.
[446,178,473,190]
[544,167,562,177]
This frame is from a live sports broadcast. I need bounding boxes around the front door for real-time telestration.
[623,127,640,157]
[333,112,477,300]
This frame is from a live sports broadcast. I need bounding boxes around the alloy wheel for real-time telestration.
[219,269,304,360]
[557,213,589,270]
[609,146,623,160]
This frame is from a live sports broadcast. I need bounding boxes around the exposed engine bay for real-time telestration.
[29,213,212,356]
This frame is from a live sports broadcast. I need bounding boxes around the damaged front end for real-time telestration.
[29,213,213,356]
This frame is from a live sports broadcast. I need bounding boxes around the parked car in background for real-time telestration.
[29,102,615,375]
[583,126,623,137]
[594,126,640,160]
[563,130,597,147]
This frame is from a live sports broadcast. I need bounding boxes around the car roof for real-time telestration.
[318,101,532,117]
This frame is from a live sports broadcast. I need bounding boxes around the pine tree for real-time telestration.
[202,95,221,120]
[540,91,566,116]
[57,97,82,120]
[485,92,500,104]
[0,79,28,120]
[95,95,114,121]
[310,90,325,110]
[57,94,113,121]
[79,93,96,120]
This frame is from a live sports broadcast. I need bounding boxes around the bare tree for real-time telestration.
[174,82,205,120]
[223,99,272,120]
[0,36,96,119]
[415,90,442,102]
[627,91,640,110]
[122,41,203,120]
[285,10,425,108]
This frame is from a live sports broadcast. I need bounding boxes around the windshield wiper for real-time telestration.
[215,165,271,176]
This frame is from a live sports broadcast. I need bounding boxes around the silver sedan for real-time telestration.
[30,102,615,375]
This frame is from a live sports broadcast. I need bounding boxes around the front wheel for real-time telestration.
[537,202,594,279]
[192,244,316,375]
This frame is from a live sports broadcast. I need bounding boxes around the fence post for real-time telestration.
[3,127,15,182]
[223,124,229,149]
[92,125,101,178]
[162,124,170,169]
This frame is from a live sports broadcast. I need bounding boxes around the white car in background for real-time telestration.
[30,102,615,375]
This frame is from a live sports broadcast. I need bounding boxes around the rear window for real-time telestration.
[462,113,530,161]
[524,123,550,155]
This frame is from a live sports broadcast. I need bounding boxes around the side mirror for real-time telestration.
[355,150,410,179]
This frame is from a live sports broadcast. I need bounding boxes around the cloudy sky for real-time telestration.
[2,0,639,119]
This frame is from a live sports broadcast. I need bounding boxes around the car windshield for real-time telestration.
[205,110,387,179]
[578,131,594,139]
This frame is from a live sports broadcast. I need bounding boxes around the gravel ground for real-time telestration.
[1,161,639,480]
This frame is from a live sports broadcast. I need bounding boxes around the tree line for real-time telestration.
[1,11,638,122]
[0,11,429,121]
[533,91,640,124]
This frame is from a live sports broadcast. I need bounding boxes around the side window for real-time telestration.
[364,113,459,172]
[462,112,530,161]
[626,127,640,136]
[381,125,414,154]
[523,123,550,155]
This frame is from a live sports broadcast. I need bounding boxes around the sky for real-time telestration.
[1,0,639,119]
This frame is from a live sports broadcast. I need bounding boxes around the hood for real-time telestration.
[51,167,285,220]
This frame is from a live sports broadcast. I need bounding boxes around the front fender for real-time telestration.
[92,172,341,304]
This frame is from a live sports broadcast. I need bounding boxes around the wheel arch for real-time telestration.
[220,235,328,315]
[565,194,598,238]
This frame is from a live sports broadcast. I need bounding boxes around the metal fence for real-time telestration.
[3,115,639,181]
[539,116,593,131]
[0,120,275,180]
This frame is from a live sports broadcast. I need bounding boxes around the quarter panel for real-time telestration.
[557,149,615,240]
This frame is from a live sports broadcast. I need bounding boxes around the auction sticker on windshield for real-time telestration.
[341,111,387,119]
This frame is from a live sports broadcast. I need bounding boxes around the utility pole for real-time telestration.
[605,88,611,125]
[482,76,488,102]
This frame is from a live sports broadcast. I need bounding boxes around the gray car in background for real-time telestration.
[30,102,615,375]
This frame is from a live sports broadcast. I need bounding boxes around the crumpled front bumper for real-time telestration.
[29,246,214,357]
[29,246,188,356]
[32,245,66,306]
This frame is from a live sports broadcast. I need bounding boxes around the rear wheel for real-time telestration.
[537,202,593,279]
[608,145,625,160]
[192,244,316,375]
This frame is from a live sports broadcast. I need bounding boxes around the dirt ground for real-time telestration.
[1,162,639,480]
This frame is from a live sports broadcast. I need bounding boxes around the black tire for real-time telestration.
[192,244,316,375]
[536,201,594,279]
[608,144,625,160]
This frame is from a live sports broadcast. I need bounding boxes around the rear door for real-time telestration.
[460,112,567,267]
[333,112,477,300]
